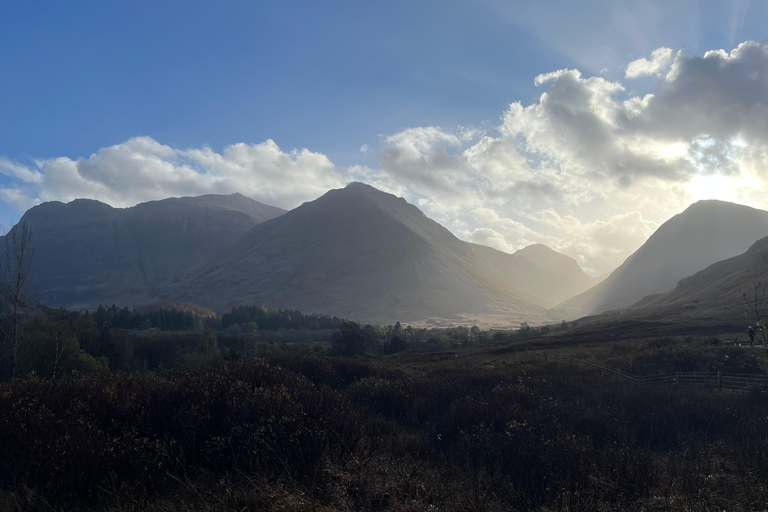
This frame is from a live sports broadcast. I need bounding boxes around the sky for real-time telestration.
[1,0,767,275]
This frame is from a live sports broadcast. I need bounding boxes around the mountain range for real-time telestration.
[165,182,598,324]
[7,183,768,328]
[9,183,597,325]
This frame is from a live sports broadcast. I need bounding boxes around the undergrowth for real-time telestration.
[1,344,767,511]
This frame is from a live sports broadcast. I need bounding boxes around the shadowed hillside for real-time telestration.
[618,235,768,324]
[13,193,285,309]
[167,183,556,325]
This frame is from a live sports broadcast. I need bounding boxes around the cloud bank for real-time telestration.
[3,41,768,276]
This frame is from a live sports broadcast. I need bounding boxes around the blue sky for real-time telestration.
[1,0,767,273]
[1,1,558,164]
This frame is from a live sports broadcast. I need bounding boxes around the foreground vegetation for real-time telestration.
[1,330,767,511]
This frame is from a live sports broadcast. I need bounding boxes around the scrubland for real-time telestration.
[1,331,767,511]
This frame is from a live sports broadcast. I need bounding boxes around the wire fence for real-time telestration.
[538,352,768,391]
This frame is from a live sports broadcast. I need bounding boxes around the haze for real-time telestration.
[3,1,768,276]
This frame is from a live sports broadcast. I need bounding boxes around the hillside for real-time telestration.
[471,243,601,308]
[556,200,768,318]
[13,193,285,309]
[166,183,555,325]
[618,235,768,325]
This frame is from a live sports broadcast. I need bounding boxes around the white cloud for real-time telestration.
[468,227,514,253]
[0,157,43,183]
[537,210,659,275]
[0,187,37,212]
[4,137,349,211]
[625,47,675,78]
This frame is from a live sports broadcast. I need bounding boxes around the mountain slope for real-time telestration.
[620,236,768,324]
[166,183,549,325]
[15,193,285,309]
[557,200,768,318]
[471,243,601,308]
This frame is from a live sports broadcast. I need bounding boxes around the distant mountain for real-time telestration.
[620,236,768,324]
[15,193,285,309]
[471,243,602,308]
[166,183,561,325]
[557,200,768,318]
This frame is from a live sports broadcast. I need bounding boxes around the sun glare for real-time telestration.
[660,143,688,159]
[685,174,741,203]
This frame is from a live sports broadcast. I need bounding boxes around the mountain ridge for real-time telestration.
[166,183,594,324]
[556,199,768,318]
[13,193,286,309]
[8,184,610,326]
[617,235,768,324]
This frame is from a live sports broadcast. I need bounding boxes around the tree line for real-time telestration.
[221,304,343,331]
[92,304,218,331]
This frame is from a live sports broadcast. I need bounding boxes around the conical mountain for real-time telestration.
[15,193,285,309]
[557,200,768,318]
[167,183,549,325]
[619,235,768,324]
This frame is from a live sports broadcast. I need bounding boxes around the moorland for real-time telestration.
[1,308,767,511]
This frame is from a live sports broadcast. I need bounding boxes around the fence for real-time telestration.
[539,352,768,391]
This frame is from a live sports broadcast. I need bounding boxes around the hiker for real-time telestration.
[748,325,756,346]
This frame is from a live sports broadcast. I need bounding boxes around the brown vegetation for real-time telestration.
[1,330,767,511]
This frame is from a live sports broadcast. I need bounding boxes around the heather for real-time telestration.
[2,333,767,511]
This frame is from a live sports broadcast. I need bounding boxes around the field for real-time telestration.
[1,325,768,511]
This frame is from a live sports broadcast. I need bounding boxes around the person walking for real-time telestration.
[748,325,756,346]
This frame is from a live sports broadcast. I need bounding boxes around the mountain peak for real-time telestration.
[167,183,548,324]
[684,199,757,213]
[559,199,768,317]
[515,244,559,257]
[342,182,396,198]
[344,181,372,190]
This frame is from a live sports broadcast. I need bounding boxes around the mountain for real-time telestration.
[471,243,602,308]
[557,200,768,318]
[166,183,564,325]
[15,193,285,309]
[618,235,768,325]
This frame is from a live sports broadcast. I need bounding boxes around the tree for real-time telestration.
[385,335,407,355]
[331,321,374,356]
[16,315,108,379]
[198,328,220,356]
[741,281,768,344]
[1,219,34,380]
